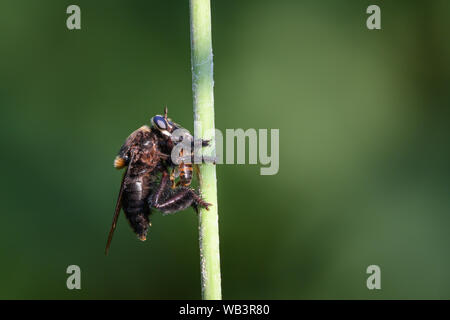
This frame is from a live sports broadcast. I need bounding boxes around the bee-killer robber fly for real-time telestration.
[105,108,214,255]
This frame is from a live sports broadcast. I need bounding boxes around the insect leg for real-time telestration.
[151,170,170,207]
[152,185,211,215]
[169,167,179,189]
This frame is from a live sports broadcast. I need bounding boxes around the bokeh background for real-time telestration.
[0,0,449,299]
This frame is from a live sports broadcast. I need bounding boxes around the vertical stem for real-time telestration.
[189,0,222,300]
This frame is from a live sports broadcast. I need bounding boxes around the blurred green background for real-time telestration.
[0,0,449,299]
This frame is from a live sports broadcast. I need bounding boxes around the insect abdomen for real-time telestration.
[178,148,193,186]
[122,175,152,241]
[179,162,193,186]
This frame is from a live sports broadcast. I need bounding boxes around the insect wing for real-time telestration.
[105,153,134,255]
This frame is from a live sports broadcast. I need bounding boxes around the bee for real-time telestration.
[175,148,193,187]
[105,108,212,255]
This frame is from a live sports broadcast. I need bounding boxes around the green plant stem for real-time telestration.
[189,0,222,300]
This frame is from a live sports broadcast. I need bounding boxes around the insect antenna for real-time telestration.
[164,106,168,120]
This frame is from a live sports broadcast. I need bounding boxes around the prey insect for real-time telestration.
[105,108,214,255]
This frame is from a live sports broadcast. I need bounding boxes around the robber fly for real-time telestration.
[105,108,212,255]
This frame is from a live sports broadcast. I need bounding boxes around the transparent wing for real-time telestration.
[105,153,134,255]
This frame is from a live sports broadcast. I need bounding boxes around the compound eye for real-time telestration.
[152,116,167,130]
